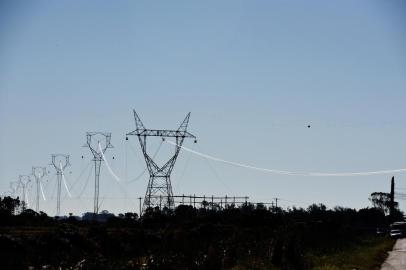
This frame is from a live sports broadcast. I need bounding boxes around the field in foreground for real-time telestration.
[0,196,398,269]
[308,236,395,270]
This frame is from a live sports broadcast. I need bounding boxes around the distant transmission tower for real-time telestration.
[18,175,31,209]
[9,181,19,198]
[83,132,113,214]
[8,181,20,214]
[51,154,70,216]
[126,110,196,213]
[32,166,47,212]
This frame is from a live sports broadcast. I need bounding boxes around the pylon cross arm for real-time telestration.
[126,129,195,138]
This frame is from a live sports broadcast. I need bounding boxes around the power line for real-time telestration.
[166,140,406,177]
[99,139,164,183]
[67,161,92,193]
[77,162,94,198]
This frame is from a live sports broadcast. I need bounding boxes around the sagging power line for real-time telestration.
[166,140,406,177]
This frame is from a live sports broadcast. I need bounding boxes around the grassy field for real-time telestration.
[309,236,395,270]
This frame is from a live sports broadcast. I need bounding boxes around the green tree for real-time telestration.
[369,192,398,215]
[0,196,20,215]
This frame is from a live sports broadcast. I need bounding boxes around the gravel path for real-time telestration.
[381,239,406,270]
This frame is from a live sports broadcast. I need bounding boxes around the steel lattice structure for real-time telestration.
[83,132,113,214]
[126,110,196,213]
[32,166,47,212]
[51,154,70,216]
[18,175,31,209]
[9,181,19,198]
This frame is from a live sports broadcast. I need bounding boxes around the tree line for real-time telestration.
[0,194,403,269]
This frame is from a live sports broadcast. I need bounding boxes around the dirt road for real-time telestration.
[381,239,406,270]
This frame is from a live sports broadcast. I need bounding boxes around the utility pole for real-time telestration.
[51,154,70,216]
[32,166,47,213]
[126,110,196,213]
[390,176,395,221]
[83,132,113,215]
[138,197,142,217]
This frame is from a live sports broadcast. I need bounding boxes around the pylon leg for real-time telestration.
[56,173,62,216]
[94,159,102,214]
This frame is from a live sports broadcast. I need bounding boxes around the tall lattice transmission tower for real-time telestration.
[32,166,47,212]
[18,175,31,209]
[126,110,196,213]
[83,132,113,214]
[51,154,70,216]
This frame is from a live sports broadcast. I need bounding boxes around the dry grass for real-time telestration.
[309,236,395,270]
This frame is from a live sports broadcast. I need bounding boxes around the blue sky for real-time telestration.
[1,0,406,215]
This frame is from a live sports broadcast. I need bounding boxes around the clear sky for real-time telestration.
[1,0,406,216]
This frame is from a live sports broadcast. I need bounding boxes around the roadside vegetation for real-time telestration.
[308,236,395,270]
[0,196,399,269]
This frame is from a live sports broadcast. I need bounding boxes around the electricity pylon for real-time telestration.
[8,181,20,214]
[83,132,113,214]
[9,181,19,198]
[126,110,196,213]
[18,175,31,210]
[51,154,70,216]
[32,166,47,213]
